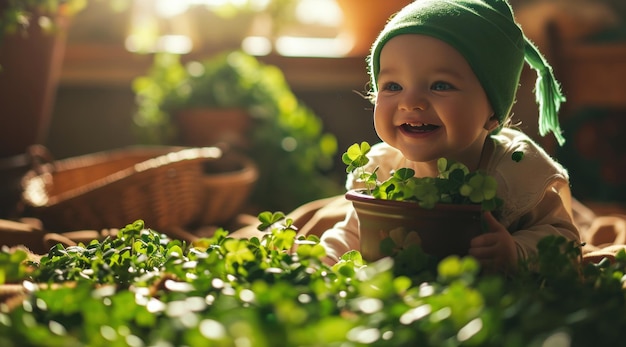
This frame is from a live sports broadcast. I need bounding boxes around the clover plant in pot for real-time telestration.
[342,142,503,262]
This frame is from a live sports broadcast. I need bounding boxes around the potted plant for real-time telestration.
[0,0,89,157]
[132,51,259,149]
[342,141,503,261]
[0,1,87,37]
[0,0,89,217]
[132,50,343,213]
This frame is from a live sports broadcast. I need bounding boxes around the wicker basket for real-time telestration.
[197,151,258,226]
[21,146,222,233]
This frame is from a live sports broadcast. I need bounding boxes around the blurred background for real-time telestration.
[1,0,626,224]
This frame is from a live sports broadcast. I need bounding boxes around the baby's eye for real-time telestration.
[381,82,402,92]
[431,81,454,91]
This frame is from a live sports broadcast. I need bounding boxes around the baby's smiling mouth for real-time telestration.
[400,122,440,133]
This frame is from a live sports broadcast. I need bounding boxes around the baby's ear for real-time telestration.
[484,114,500,132]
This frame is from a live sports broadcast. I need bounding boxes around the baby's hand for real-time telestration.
[468,212,518,274]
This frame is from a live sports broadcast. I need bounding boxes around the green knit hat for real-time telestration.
[368,0,566,145]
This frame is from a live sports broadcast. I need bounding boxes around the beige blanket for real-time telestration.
[4,195,626,265]
[571,199,626,264]
[232,195,626,265]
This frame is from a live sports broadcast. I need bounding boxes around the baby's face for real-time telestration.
[373,34,497,170]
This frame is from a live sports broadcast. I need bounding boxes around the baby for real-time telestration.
[320,0,580,273]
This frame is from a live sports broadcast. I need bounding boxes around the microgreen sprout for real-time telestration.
[1,214,625,346]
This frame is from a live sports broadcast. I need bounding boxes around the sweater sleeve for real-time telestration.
[319,207,360,265]
[509,177,581,260]
[489,128,581,260]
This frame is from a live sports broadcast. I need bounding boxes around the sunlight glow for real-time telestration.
[126,34,193,54]
[274,36,350,57]
[128,0,346,57]
[155,0,188,17]
[295,0,342,26]
[241,36,273,56]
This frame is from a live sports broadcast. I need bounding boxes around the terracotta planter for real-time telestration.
[174,108,250,149]
[336,0,412,56]
[0,6,70,158]
[346,190,484,262]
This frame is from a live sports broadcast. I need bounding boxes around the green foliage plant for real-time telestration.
[342,141,503,211]
[0,0,129,39]
[132,50,343,211]
[1,215,626,346]
[0,0,87,38]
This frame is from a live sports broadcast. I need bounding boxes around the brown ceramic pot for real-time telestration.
[174,108,250,150]
[0,6,71,158]
[345,190,484,262]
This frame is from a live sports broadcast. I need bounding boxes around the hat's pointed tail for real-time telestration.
[524,37,567,146]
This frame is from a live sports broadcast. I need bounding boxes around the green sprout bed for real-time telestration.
[1,212,626,347]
